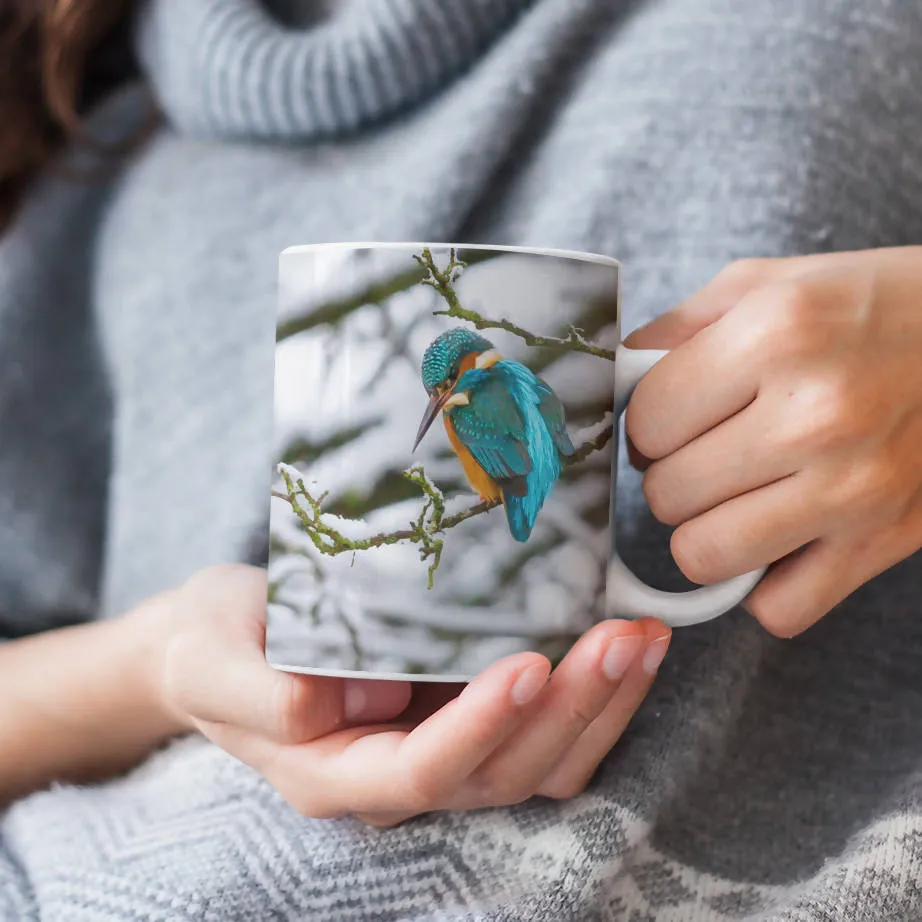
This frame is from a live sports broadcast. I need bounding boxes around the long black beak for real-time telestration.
[413,391,449,452]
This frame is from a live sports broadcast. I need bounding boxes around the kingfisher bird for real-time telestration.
[413,327,575,542]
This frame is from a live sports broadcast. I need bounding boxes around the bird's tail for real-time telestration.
[503,492,536,543]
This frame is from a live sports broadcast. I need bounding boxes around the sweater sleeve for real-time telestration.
[0,86,148,638]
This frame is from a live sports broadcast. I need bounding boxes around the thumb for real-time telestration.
[162,565,412,745]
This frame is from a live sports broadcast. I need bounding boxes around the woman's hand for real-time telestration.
[146,565,670,827]
[624,247,922,637]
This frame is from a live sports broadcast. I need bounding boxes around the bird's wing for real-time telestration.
[450,374,532,494]
[535,377,576,459]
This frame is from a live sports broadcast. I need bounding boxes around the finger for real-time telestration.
[744,528,906,637]
[625,253,860,351]
[623,258,781,350]
[669,472,827,585]
[537,619,670,800]
[623,252,862,460]
[197,717,419,823]
[278,652,551,817]
[458,621,648,807]
[388,653,551,805]
[624,259,787,460]
[168,565,411,743]
[193,718,280,775]
[625,314,760,461]
[625,433,653,472]
[641,394,797,525]
[351,810,416,829]
[184,668,411,745]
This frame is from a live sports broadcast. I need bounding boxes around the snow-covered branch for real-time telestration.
[276,264,427,342]
[274,410,613,589]
[272,462,500,589]
[414,247,618,363]
[567,419,614,464]
[276,247,498,343]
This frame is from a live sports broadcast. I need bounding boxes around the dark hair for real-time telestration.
[0,0,150,234]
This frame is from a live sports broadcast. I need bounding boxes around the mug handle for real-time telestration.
[606,345,766,628]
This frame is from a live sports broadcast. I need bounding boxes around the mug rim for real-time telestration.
[280,241,621,270]
[268,658,480,683]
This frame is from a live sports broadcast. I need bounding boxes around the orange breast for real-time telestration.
[443,416,503,502]
[457,352,478,375]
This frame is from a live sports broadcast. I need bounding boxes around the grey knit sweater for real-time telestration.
[2,0,922,919]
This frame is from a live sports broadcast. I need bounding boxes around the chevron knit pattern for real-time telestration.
[2,0,922,919]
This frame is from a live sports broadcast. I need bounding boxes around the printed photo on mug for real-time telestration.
[266,244,621,680]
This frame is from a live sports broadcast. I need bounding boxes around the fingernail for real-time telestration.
[623,323,648,346]
[344,680,410,722]
[510,663,549,706]
[344,683,367,720]
[602,634,645,681]
[642,635,671,676]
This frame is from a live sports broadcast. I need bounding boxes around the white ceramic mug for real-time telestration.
[266,243,764,681]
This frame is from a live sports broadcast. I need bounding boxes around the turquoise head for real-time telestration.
[420,328,494,394]
[414,327,495,450]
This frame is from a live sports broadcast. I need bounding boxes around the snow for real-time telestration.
[268,246,621,677]
[455,254,616,336]
[524,582,581,631]
[276,461,307,484]
[574,412,615,444]
[316,512,369,541]
[541,350,615,406]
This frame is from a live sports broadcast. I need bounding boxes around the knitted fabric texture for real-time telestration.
[1,0,921,919]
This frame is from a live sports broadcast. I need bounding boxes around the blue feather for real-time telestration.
[448,360,572,542]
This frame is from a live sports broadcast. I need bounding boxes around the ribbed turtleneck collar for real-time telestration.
[136,0,535,139]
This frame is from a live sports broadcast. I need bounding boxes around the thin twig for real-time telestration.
[413,247,618,362]
[566,421,614,464]
[276,248,496,342]
[274,464,462,589]
[277,266,426,341]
